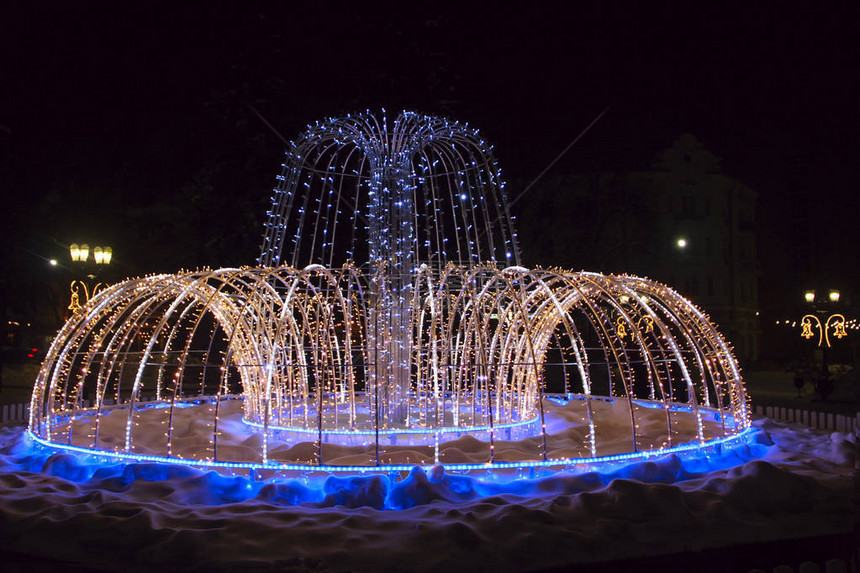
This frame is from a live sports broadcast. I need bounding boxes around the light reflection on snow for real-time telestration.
[11,425,763,509]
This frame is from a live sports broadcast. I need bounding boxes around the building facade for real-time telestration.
[519,134,761,362]
[645,134,760,362]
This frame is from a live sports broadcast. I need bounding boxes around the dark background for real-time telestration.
[1,2,856,355]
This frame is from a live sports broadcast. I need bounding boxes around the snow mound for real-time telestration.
[0,418,853,572]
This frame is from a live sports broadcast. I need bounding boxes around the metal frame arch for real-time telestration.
[259,110,520,271]
[123,269,263,454]
[585,274,707,446]
[31,109,753,474]
[621,276,748,428]
[39,276,182,441]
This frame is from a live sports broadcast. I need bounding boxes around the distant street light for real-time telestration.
[70,243,89,262]
[676,237,688,249]
[70,243,111,265]
[800,288,846,401]
[800,289,846,348]
[67,242,112,314]
[93,246,112,265]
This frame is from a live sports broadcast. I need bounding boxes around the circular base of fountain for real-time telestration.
[29,394,746,477]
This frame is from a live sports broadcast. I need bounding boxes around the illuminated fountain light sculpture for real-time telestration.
[259,111,521,430]
[29,111,750,473]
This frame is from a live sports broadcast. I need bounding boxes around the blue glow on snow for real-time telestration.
[26,426,755,477]
[2,426,767,510]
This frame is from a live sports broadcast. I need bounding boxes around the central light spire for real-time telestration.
[259,110,521,427]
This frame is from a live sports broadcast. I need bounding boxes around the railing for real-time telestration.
[754,405,858,434]
[1,397,163,427]
[1,402,30,427]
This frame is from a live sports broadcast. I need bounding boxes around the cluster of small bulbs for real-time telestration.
[29,265,748,467]
[28,110,749,473]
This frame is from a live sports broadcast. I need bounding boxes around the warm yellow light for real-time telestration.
[102,246,112,265]
[828,290,840,303]
[832,318,847,339]
[615,316,628,339]
[29,264,751,468]
[676,238,687,249]
[79,243,90,262]
[69,243,81,262]
[93,246,104,264]
[804,290,815,303]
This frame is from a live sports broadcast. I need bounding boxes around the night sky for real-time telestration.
[1,3,856,320]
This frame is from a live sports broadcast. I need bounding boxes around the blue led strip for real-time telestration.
[26,426,755,476]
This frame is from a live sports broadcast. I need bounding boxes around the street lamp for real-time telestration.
[71,243,111,265]
[800,289,846,348]
[799,288,847,401]
[67,242,112,314]
[70,243,90,262]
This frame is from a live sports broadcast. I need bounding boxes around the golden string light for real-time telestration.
[30,265,749,467]
[29,111,750,473]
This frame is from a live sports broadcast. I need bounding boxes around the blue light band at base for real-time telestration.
[26,425,754,481]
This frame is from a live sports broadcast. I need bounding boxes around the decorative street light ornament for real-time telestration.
[29,111,751,475]
[67,280,106,314]
[801,313,848,347]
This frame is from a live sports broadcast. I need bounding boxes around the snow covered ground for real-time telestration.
[0,414,854,572]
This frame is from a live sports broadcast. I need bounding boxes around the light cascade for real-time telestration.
[29,111,750,475]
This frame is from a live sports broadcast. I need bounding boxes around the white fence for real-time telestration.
[1,402,31,427]
[754,405,859,434]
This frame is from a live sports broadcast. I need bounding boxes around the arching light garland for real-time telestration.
[29,111,750,477]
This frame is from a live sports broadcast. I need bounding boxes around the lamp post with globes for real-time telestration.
[67,243,112,315]
[799,288,847,400]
